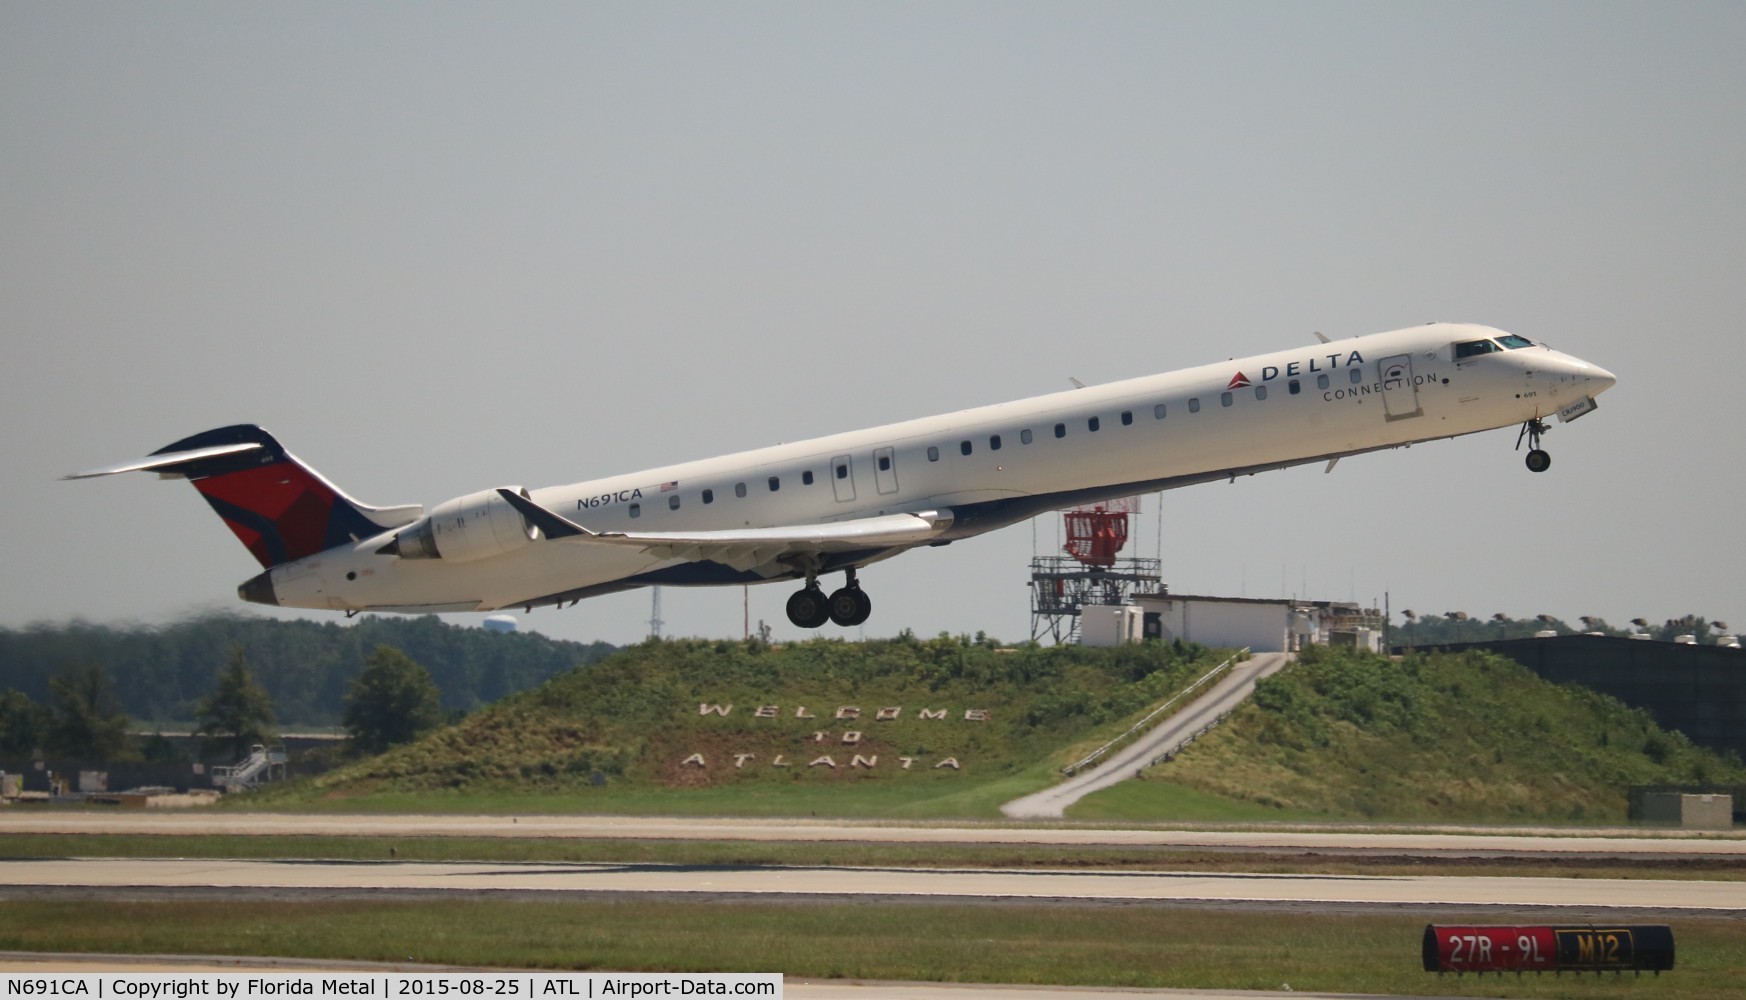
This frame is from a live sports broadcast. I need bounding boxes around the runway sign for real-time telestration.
[1423,924,1675,974]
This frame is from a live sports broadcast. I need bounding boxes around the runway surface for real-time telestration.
[4,811,1743,860]
[3,856,1739,914]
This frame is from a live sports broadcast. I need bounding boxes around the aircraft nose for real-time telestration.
[1550,352,1616,394]
[1585,361,1620,396]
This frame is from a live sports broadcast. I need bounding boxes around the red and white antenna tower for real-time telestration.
[1030,496,1161,643]
[1062,497,1139,569]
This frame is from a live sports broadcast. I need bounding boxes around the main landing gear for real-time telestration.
[1516,417,1552,473]
[786,567,873,629]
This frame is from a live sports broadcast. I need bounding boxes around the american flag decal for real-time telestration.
[660,481,678,492]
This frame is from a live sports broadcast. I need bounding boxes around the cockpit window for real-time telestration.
[1454,339,1501,359]
[1496,334,1534,349]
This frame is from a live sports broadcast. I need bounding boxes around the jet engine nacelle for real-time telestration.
[388,487,536,563]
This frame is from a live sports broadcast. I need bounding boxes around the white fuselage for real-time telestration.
[267,323,1614,613]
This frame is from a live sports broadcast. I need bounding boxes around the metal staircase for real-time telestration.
[211,744,287,792]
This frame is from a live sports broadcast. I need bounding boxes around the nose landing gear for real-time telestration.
[786,566,872,629]
[1516,417,1551,473]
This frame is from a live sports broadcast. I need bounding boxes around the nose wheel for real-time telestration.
[1516,418,1551,473]
[786,567,872,628]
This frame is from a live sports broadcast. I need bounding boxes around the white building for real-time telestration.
[1082,593,1384,652]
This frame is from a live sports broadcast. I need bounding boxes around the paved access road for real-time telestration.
[1003,652,1291,818]
[3,811,1742,859]
[3,857,1740,912]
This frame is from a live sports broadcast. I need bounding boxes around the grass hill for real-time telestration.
[269,634,1225,817]
[1077,644,1746,824]
[266,638,1746,823]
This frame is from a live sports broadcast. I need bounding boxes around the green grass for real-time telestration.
[253,765,1061,819]
[0,899,1739,997]
[1067,774,1339,822]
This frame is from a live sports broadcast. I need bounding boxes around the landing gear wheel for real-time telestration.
[828,586,872,627]
[1515,417,1551,473]
[786,587,830,629]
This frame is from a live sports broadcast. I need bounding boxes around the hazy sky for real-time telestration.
[4,3,1742,649]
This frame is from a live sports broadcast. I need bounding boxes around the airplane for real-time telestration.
[69,322,1614,630]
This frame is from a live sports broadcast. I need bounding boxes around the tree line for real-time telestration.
[1394,611,1734,646]
[0,612,615,727]
[1,643,453,763]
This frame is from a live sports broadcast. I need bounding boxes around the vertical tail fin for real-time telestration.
[67,424,422,568]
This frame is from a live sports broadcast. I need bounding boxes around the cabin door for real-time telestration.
[872,446,899,495]
[830,455,856,503]
[1378,354,1423,421]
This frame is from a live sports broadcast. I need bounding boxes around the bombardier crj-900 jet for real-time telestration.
[71,323,1614,629]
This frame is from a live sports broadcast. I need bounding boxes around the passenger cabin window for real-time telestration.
[960,440,972,456]
[702,489,714,504]
[735,482,747,498]
[1316,374,1329,390]
[927,446,939,462]
[1054,423,1066,438]
[1087,416,1100,432]
[1188,397,1200,413]
[1120,410,1133,426]
[668,494,680,511]
[1349,368,1362,384]
[989,435,1001,451]
[878,454,892,471]
[835,463,849,479]
[768,476,780,492]
[802,470,814,485]
[1288,379,1300,395]
[1255,385,1268,400]
[1153,403,1166,419]
[1455,339,1502,359]
[629,503,641,518]
[1220,391,1233,407]
[1020,429,1033,444]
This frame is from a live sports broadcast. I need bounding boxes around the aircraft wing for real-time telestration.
[496,489,952,574]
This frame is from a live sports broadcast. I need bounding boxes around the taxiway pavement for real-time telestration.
[2,812,1742,860]
[3,857,1740,914]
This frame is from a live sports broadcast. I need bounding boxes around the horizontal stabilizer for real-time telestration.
[68,424,422,568]
[64,442,265,480]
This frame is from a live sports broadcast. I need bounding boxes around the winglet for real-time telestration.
[495,488,593,540]
[1313,331,1330,344]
